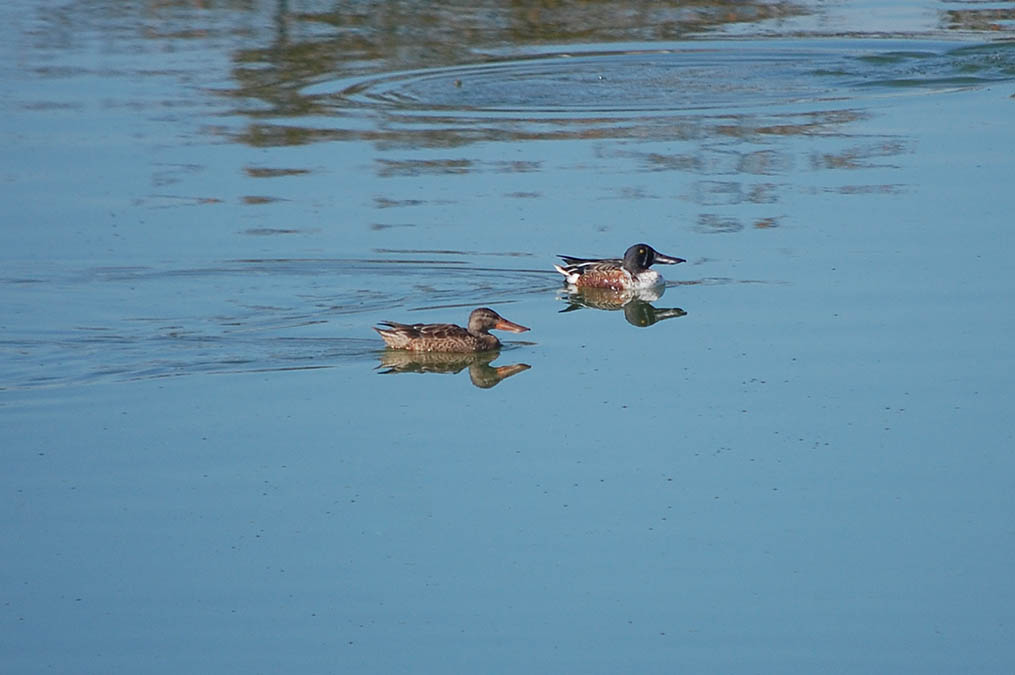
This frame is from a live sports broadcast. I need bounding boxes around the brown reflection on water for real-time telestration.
[810,140,911,170]
[217,0,816,158]
[231,0,812,91]
[376,349,531,389]
[17,0,966,221]
[223,0,815,142]
[244,167,311,178]
[942,2,1015,32]
[559,286,687,328]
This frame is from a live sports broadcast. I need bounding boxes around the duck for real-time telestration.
[374,307,529,353]
[553,243,685,290]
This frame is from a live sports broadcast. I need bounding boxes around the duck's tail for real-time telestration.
[553,264,582,285]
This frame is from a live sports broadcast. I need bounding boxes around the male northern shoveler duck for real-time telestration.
[374,307,529,353]
[553,243,685,290]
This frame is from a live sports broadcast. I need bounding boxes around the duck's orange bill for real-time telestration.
[494,364,531,377]
[494,318,530,333]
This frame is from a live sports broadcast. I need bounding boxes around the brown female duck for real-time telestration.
[374,307,529,353]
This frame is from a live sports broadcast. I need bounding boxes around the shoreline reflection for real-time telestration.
[559,286,687,328]
[376,349,531,389]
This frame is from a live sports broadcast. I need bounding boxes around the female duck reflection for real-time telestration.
[373,307,531,388]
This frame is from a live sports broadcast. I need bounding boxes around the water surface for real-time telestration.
[2,1,1015,672]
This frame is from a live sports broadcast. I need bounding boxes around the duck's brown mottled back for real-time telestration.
[374,307,529,352]
[554,243,685,290]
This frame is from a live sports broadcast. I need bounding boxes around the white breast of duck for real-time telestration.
[630,268,664,289]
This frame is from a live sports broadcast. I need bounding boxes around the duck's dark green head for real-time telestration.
[623,301,688,328]
[623,244,686,272]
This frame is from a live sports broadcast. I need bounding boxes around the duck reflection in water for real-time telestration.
[559,285,687,328]
[376,350,530,389]
[373,307,531,388]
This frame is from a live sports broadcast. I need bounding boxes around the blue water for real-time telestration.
[2,1,1015,672]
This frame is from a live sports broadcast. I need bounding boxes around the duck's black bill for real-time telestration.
[655,253,686,265]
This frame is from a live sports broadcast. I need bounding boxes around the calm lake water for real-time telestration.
[3,0,1015,672]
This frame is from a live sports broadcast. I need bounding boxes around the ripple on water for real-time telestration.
[308,39,1015,116]
[0,257,554,392]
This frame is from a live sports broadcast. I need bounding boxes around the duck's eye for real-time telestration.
[639,248,646,255]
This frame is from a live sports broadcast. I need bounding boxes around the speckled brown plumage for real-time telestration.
[374,307,529,353]
[554,243,685,290]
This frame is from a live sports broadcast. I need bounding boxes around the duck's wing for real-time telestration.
[375,321,472,349]
[557,254,622,267]
[414,323,470,339]
[378,322,471,337]
[557,259,624,275]
[376,320,422,338]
